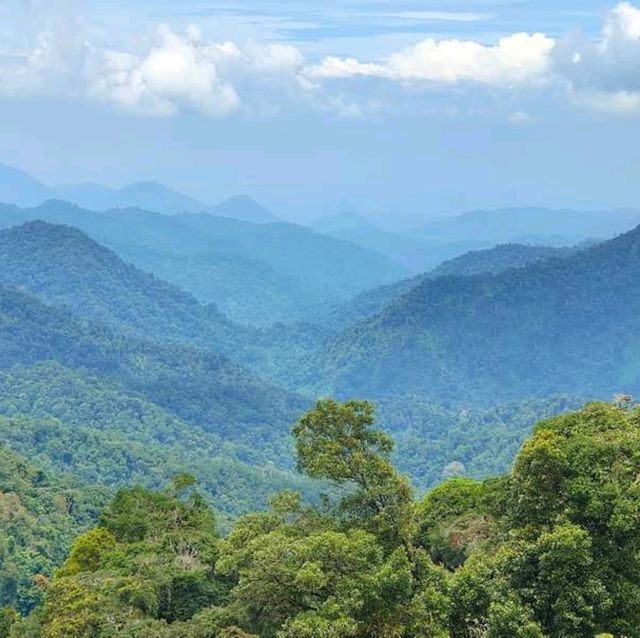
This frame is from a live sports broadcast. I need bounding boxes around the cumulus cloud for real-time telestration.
[89,27,241,116]
[2,2,640,118]
[0,19,308,117]
[307,33,554,88]
[552,2,640,114]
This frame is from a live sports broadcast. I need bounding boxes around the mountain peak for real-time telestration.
[0,163,53,208]
[210,195,278,223]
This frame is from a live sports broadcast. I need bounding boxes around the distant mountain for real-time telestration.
[115,246,321,326]
[210,195,278,223]
[0,201,403,326]
[174,212,408,297]
[0,163,54,207]
[55,182,122,211]
[59,183,278,221]
[57,180,209,215]
[315,242,584,332]
[300,226,640,404]
[312,211,493,272]
[312,211,374,235]
[420,207,640,244]
[313,207,640,273]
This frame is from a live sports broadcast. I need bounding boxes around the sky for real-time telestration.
[0,0,639,219]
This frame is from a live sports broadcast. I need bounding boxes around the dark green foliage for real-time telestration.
[0,446,107,614]
[20,399,640,637]
[379,394,585,491]
[0,283,306,462]
[0,364,316,518]
[0,220,241,351]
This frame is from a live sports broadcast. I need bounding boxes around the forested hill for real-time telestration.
[316,242,585,332]
[301,224,640,403]
[427,242,579,278]
[0,445,106,614]
[0,221,244,351]
[175,211,407,294]
[0,284,306,466]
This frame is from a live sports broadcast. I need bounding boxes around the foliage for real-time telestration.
[9,400,640,637]
[0,447,106,615]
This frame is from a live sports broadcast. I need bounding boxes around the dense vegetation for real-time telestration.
[0,221,240,350]
[302,223,640,403]
[2,399,639,636]
[0,446,106,615]
[0,363,315,516]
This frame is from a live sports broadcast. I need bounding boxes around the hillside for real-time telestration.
[0,363,314,519]
[0,444,106,613]
[316,242,583,332]
[428,242,577,277]
[0,283,306,462]
[114,246,321,325]
[0,221,245,351]
[177,212,407,295]
[300,225,640,404]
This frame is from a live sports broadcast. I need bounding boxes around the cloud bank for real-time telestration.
[1,2,640,118]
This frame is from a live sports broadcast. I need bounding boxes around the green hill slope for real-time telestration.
[302,225,640,404]
[0,221,241,350]
[0,284,306,463]
[316,242,583,333]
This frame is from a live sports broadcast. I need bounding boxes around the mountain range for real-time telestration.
[0,200,405,325]
[0,214,596,507]
[0,163,277,222]
[310,207,638,273]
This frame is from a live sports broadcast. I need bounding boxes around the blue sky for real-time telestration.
[0,0,639,219]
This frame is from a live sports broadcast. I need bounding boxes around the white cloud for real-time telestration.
[89,26,241,117]
[2,2,640,118]
[306,33,554,87]
[386,32,554,86]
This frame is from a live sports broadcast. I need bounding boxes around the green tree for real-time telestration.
[292,399,414,548]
